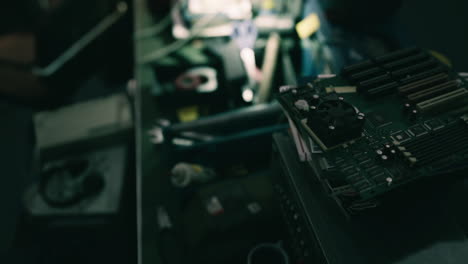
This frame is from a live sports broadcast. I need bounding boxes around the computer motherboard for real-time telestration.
[277,48,468,214]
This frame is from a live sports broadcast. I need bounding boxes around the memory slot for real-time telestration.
[400,126,468,166]
[414,134,468,160]
[375,47,421,64]
[448,105,468,116]
[416,88,468,113]
[342,60,374,76]
[398,72,449,94]
[399,67,446,85]
[383,52,429,71]
[403,128,467,154]
[399,122,462,148]
[357,74,392,92]
[392,59,438,79]
[366,82,399,97]
[406,80,458,103]
[350,67,385,83]
[416,142,468,167]
[414,137,468,166]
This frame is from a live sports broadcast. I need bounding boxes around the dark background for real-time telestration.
[1,0,468,263]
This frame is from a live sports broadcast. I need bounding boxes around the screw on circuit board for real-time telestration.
[410,109,419,121]
[403,103,412,113]
[294,99,309,111]
[376,149,383,155]
[386,177,393,186]
[381,155,388,160]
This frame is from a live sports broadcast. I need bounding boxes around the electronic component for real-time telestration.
[406,124,427,136]
[390,130,411,143]
[292,93,366,150]
[394,120,468,167]
[272,133,468,264]
[277,48,468,214]
[367,111,391,128]
[424,118,445,130]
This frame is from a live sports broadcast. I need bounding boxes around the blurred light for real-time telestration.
[242,88,254,102]
[240,47,257,79]
[188,0,252,20]
[296,13,320,39]
[117,2,128,13]
[172,138,194,146]
[255,16,294,30]
[240,48,255,66]
[173,24,190,39]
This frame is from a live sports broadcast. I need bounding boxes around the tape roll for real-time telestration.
[175,73,202,91]
[175,67,218,93]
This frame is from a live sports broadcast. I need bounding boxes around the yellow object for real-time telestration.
[429,50,452,67]
[190,164,203,173]
[296,13,320,39]
[325,86,357,94]
[262,0,275,10]
[177,105,199,122]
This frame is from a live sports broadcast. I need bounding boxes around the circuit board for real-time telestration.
[277,48,468,214]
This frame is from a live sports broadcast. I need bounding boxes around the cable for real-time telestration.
[138,13,221,65]
[135,15,172,39]
[34,2,128,76]
[134,1,182,39]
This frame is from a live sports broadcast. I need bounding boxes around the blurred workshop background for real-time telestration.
[0,0,467,263]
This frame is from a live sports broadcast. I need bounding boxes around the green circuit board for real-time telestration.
[277,48,468,213]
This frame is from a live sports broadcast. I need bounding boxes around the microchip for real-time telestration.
[408,124,428,137]
[391,130,411,143]
[424,119,445,131]
[367,111,391,128]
